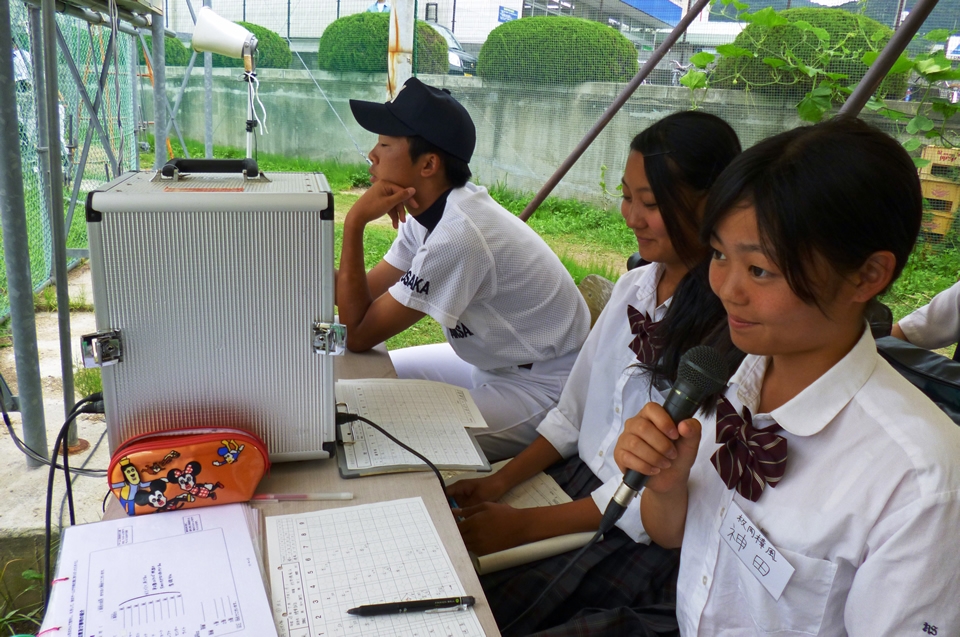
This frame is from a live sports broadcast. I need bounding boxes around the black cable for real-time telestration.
[336,412,447,494]
[500,529,604,636]
[43,395,107,606]
[0,393,106,476]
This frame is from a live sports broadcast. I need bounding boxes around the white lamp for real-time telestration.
[192,8,261,158]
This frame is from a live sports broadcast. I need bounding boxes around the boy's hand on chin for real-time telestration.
[350,180,419,229]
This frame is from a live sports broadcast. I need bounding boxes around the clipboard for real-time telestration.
[335,417,491,478]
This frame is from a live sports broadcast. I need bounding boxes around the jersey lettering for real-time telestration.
[400,270,430,295]
[449,322,474,339]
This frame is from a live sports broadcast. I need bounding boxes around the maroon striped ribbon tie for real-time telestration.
[710,396,788,502]
[626,304,662,365]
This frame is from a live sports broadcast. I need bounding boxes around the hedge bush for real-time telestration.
[317,13,447,74]
[477,17,638,85]
[211,22,291,69]
[138,36,193,67]
[711,8,907,99]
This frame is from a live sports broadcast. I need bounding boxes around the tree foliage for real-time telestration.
[477,17,638,85]
[211,22,292,69]
[317,13,447,74]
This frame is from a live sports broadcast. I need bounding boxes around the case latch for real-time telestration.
[81,329,123,368]
[312,322,346,356]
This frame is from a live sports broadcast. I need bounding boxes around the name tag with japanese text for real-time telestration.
[720,501,795,600]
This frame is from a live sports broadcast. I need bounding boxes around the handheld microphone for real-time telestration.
[598,345,729,534]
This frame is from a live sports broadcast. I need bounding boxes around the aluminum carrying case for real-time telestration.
[83,160,342,462]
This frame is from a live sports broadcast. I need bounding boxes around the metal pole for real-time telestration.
[204,0,213,157]
[519,0,712,221]
[152,10,167,168]
[336,0,339,19]
[841,0,940,117]
[894,0,908,29]
[28,5,52,274]
[41,0,76,431]
[1,0,48,466]
[451,0,456,32]
[57,26,119,175]
[286,0,290,39]
[131,33,140,171]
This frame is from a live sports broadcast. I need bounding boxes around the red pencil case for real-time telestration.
[107,428,270,515]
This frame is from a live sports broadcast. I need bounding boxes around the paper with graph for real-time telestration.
[38,503,277,637]
[336,379,491,476]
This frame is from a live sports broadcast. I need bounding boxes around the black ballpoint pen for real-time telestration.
[347,595,476,616]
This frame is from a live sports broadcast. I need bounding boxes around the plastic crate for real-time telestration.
[920,177,960,236]
[920,145,960,182]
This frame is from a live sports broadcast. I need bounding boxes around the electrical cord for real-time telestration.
[500,530,604,635]
[41,395,107,605]
[335,412,447,496]
[0,392,106,476]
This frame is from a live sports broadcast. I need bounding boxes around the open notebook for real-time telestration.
[445,460,598,575]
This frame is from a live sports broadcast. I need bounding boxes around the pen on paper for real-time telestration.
[347,596,476,616]
[251,492,354,502]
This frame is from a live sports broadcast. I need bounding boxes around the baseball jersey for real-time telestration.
[384,182,590,371]
[899,279,960,350]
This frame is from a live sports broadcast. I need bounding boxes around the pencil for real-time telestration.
[251,492,354,502]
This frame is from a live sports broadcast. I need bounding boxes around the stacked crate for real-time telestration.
[919,146,960,236]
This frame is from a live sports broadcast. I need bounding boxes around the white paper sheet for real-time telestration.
[337,379,488,471]
[265,497,485,637]
[39,503,277,637]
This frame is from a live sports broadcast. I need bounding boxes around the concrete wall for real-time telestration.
[147,69,910,203]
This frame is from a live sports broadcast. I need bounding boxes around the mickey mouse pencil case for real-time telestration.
[107,428,269,515]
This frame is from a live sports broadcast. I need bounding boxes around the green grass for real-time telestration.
[882,235,960,322]
[73,362,103,397]
[0,561,44,636]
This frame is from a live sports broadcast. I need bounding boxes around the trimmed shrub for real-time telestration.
[211,22,292,69]
[477,17,638,85]
[138,36,193,67]
[317,13,447,74]
[711,8,907,99]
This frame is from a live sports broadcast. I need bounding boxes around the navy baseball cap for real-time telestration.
[350,78,477,163]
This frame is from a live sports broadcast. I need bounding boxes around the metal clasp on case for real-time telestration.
[80,330,123,368]
[312,322,346,356]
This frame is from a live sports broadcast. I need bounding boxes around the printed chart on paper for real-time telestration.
[265,497,484,637]
[38,504,276,637]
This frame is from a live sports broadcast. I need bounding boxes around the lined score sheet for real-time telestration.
[265,497,485,637]
[336,379,490,473]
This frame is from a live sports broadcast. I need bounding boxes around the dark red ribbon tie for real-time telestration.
[627,304,663,365]
[710,396,788,502]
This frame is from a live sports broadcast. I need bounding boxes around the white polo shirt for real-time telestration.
[899,279,960,350]
[677,328,960,636]
[384,182,590,371]
[537,262,668,542]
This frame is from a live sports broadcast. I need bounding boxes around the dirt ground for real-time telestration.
[0,263,109,536]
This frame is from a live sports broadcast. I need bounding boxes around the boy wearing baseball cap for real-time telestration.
[338,78,590,460]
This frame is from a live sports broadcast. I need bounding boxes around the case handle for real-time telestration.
[161,157,261,179]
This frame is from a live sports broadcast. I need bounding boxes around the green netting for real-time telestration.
[1,2,137,319]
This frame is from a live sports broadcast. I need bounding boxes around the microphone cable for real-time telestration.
[335,412,447,494]
[502,346,730,635]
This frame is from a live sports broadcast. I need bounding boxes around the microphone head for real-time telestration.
[677,345,730,402]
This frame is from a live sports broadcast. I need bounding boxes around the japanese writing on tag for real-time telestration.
[720,501,795,600]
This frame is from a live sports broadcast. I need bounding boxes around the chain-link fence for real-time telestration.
[7,0,960,315]
[1,1,137,319]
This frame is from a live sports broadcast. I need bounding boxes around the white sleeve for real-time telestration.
[845,491,960,636]
[382,219,418,273]
[387,222,490,329]
[899,280,960,350]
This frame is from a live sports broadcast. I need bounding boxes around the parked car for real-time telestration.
[428,23,477,76]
